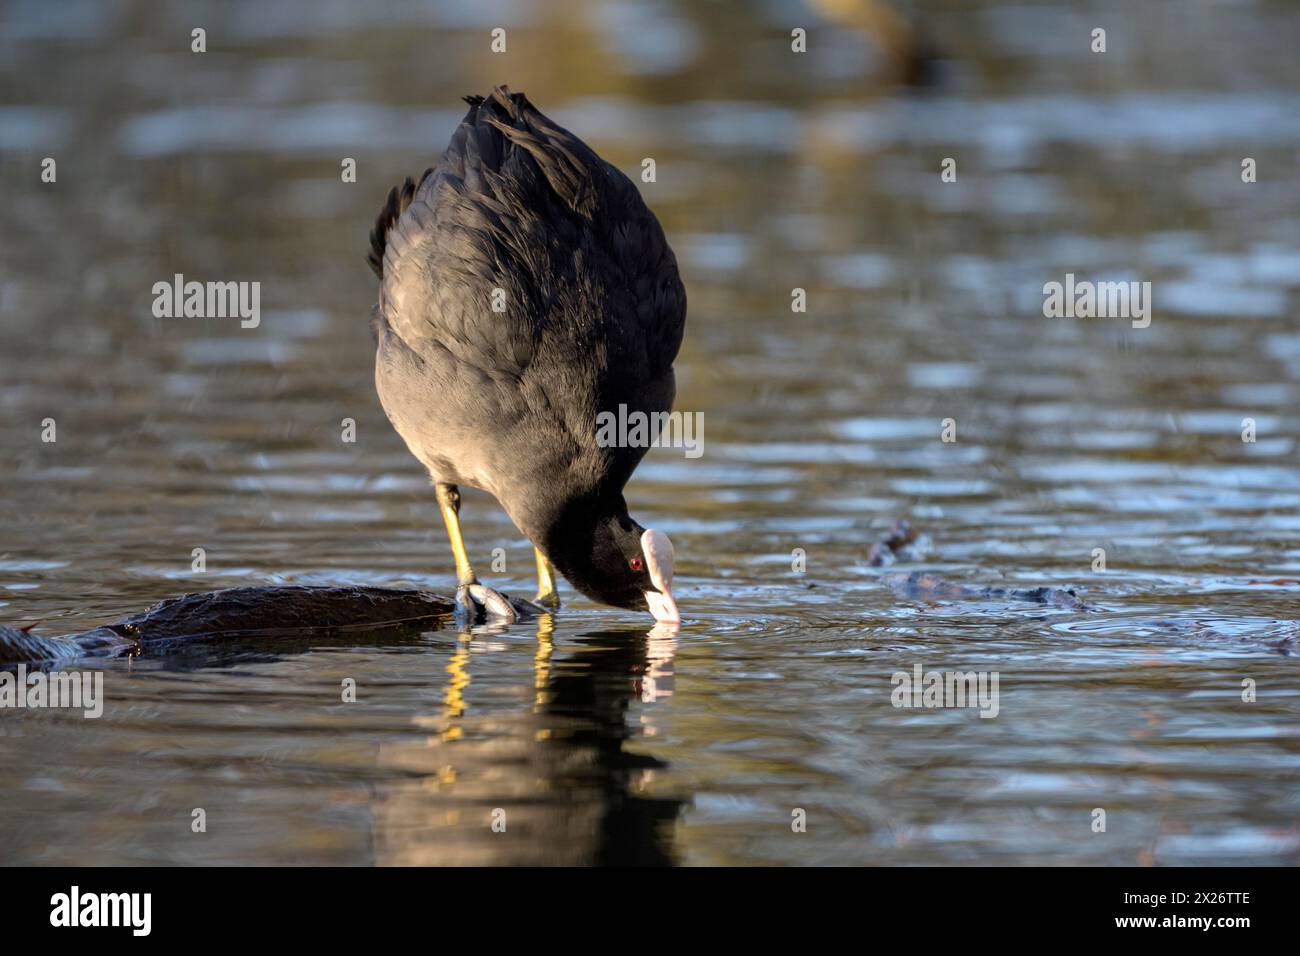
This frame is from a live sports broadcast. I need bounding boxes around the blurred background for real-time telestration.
[0,0,1297,866]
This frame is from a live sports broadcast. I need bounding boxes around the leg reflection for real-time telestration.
[372,617,687,865]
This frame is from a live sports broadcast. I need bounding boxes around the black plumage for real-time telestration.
[369,87,686,621]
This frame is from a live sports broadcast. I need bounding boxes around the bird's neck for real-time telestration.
[528,491,630,586]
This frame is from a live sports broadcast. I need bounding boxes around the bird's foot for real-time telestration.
[532,587,561,610]
[454,583,547,625]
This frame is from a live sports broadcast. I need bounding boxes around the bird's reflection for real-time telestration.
[373,617,687,865]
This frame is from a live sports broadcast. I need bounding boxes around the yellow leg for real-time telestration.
[534,548,560,608]
[436,483,478,587]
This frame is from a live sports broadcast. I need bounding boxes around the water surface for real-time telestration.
[1,0,1298,865]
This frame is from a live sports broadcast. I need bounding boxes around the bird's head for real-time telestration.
[546,511,679,623]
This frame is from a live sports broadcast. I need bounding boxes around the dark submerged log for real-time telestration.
[0,586,463,667]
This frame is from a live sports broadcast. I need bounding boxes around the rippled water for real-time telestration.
[1,1,1298,865]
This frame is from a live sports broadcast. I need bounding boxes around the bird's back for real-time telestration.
[370,88,686,539]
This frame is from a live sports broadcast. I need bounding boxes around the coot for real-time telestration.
[368,87,685,624]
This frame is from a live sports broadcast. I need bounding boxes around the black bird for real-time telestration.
[367,87,686,624]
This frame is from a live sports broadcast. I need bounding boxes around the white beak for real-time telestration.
[640,528,680,624]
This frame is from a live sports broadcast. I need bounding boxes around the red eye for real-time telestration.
[629,557,644,571]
